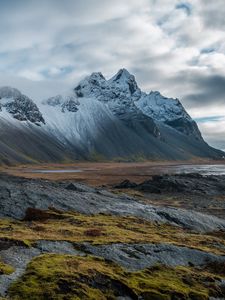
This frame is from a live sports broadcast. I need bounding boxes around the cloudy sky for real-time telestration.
[0,0,224,150]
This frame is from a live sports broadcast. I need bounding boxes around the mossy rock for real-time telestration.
[140,290,170,300]
[1,210,225,256]
[8,254,218,300]
[0,260,14,275]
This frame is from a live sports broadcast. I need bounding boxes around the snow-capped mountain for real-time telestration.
[73,69,202,140]
[0,70,223,164]
[135,90,202,140]
[73,70,159,137]
[0,87,45,125]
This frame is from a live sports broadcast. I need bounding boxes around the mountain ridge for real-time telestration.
[0,69,224,165]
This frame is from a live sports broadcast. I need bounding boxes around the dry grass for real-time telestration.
[0,209,225,255]
[1,159,219,186]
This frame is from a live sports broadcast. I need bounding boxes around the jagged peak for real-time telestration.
[89,72,105,80]
[0,86,45,125]
[109,68,134,82]
[109,69,140,96]
[82,72,106,84]
[73,72,106,96]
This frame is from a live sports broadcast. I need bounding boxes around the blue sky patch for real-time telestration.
[201,48,215,54]
[175,2,192,16]
[194,116,224,123]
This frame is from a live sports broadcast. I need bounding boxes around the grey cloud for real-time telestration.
[198,0,225,29]
[183,74,225,107]
[204,137,225,152]
[0,0,224,149]
[198,120,225,151]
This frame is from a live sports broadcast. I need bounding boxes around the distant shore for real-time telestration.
[2,159,225,186]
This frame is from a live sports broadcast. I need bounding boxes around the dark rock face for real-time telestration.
[84,243,225,271]
[61,97,79,112]
[135,90,203,140]
[0,87,45,125]
[65,183,79,191]
[115,173,225,195]
[110,68,140,96]
[114,180,138,189]
[137,174,225,195]
[165,118,202,140]
[114,173,225,219]
[4,95,45,124]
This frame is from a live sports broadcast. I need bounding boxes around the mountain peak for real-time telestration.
[109,69,140,96]
[84,72,106,84]
[0,86,45,125]
[89,72,105,80]
[0,70,223,162]
[110,68,133,82]
[74,72,106,98]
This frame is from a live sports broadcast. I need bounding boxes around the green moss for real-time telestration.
[1,209,225,299]
[128,266,211,300]
[9,254,221,300]
[111,153,148,163]
[88,151,106,162]
[0,210,225,256]
[0,260,14,275]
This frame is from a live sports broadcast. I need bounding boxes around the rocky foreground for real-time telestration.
[114,173,225,218]
[1,173,225,299]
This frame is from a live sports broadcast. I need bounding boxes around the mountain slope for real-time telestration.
[0,71,224,165]
[135,90,202,139]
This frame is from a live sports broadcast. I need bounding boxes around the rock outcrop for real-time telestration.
[1,174,225,232]
[0,87,44,125]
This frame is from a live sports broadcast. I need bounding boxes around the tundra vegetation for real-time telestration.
[1,208,225,299]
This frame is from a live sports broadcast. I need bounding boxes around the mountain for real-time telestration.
[0,70,224,165]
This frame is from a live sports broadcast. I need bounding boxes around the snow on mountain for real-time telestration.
[40,96,119,146]
[73,69,202,140]
[40,90,161,159]
[0,69,224,164]
[135,91,191,123]
[73,69,159,137]
[0,86,44,125]
[74,69,141,105]
[108,68,142,100]
[43,92,80,113]
[135,90,202,140]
